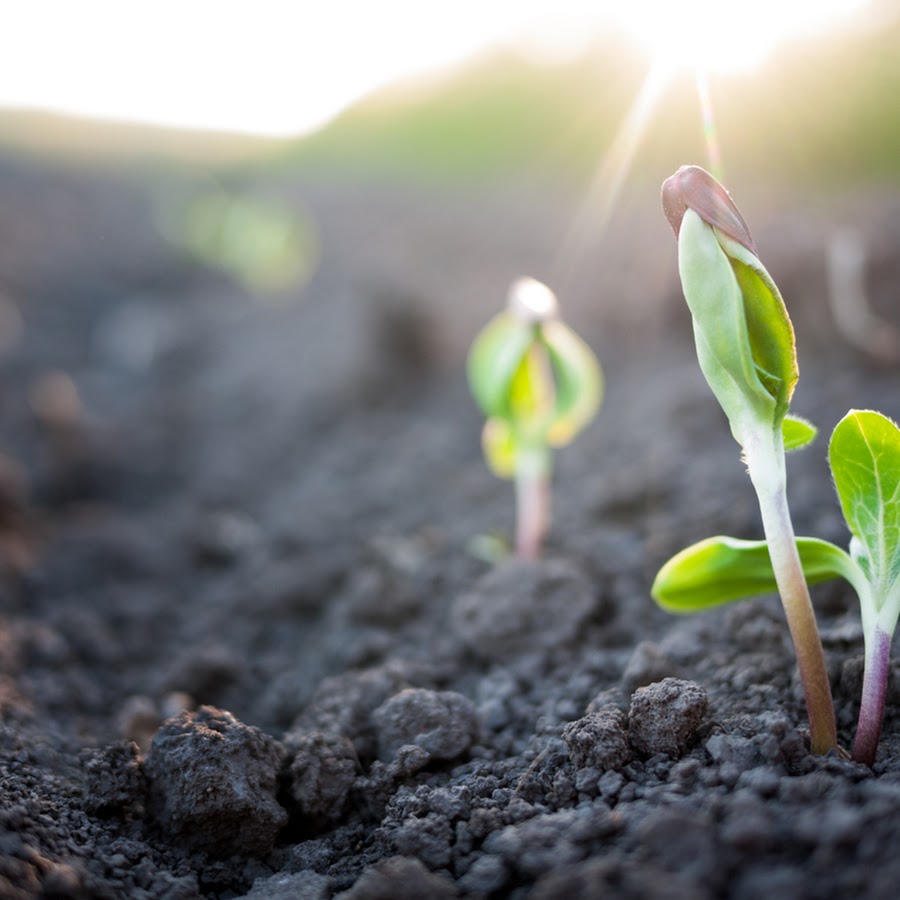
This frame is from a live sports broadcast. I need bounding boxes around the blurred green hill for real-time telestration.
[280,43,646,182]
[283,17,900,188]
[1,12,897,189]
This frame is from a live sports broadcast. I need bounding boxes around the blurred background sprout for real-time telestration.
[155,188,319,296]
[468,277,602,559]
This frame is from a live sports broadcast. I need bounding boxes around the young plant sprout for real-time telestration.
[468,277,602,559]
[654,410,900,766]
[658,165,837,754]
[828,410,900,764]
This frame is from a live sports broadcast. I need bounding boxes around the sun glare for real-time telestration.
[610,0,869,73]
[0,0,875,138]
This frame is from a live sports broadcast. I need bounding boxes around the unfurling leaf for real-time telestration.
[664,167,797,443]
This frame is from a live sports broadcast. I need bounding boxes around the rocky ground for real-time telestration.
[1,155,900,898]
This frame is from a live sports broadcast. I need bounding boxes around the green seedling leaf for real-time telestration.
[830,410,900,596]
[542,320,603,447]
[677,209,773,437]
[468,312,537,420]
[664,167,798,441]
[652,535,857,614]
[782,414,818,452]
[678,209,799,436]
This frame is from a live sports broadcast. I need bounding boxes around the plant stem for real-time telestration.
[747,433,838,755]
[515,445,551,560]
[853,624,891,766]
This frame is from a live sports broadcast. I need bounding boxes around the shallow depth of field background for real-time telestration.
[0,0,898,486]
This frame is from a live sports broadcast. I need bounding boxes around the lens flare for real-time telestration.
[611,0,869,74]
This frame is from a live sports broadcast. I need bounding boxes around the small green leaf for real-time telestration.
[672,180,799,445]
[782,414,818,452]
[652,535,855,614]
[829,410,900,595]
[467,312,535,420]
[542,320,603,448]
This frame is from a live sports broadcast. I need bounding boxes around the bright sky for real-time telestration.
[0,0,872,137]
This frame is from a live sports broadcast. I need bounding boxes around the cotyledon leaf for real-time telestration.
[666,167,799,438]
[678,209,774,429]
[651,535,859,614]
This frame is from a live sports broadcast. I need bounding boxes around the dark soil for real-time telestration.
[2,155,900,899]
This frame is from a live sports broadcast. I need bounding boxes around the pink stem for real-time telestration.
[515,448,551,560]
[853,625,892,767]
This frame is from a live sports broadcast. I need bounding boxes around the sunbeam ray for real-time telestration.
[550,60,673,294]
[695,69,724,181]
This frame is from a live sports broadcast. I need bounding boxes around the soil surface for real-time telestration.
[2,155,900,899]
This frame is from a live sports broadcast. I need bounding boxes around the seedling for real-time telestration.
[468,277,602,559]
[827,410,900,763]
[658,166,837,754]
[654,410,900,765]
